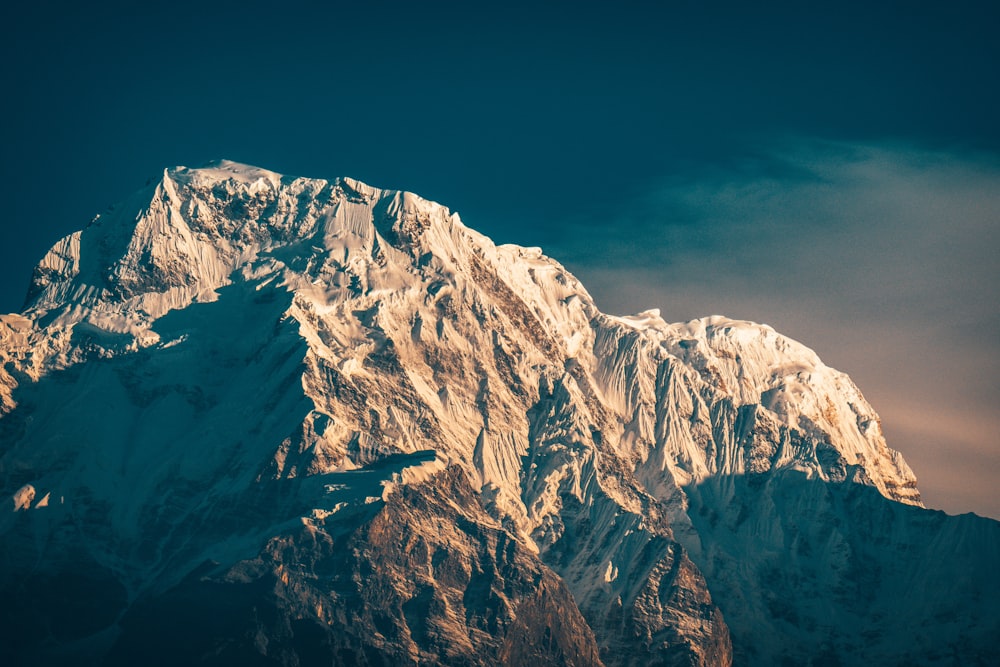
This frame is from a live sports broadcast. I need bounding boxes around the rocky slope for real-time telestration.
[1,160,996,665]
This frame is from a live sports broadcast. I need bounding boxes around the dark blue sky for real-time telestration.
[2,0,998,517]
[3,0,996,289]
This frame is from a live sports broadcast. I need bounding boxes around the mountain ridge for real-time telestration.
[1,160,995,665]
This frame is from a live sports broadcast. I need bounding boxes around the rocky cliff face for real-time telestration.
[1,161,996,665]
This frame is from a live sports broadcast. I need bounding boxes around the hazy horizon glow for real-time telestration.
[553,142,1000,518]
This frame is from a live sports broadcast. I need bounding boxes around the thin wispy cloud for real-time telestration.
[551,141,1000,518]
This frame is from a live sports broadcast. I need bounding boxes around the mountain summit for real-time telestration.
[1,161,996,665]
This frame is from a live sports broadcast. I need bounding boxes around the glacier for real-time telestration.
[0,160,996,665]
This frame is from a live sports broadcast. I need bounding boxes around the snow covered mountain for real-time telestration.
[1,160,997,665]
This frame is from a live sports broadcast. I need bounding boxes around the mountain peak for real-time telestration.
[9,163,923,508]
[172,158,287,187]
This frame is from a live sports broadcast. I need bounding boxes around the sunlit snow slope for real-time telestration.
[1,161,996,666]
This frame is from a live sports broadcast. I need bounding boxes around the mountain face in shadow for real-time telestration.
[683,473,1000,665]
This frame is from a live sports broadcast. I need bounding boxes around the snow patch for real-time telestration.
[381,452,448,500]
[611,308,666,330]
[171,159,284,190]
[12,484,34,511]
